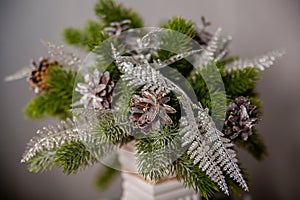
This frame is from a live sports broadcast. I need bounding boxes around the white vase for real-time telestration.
[118,142,200,200]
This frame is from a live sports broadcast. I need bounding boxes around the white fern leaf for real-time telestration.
[224,49,286,73]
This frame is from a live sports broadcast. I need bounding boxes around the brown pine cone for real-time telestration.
[27,57,59,94]
[129,90,176,133]
[223,96,259,141]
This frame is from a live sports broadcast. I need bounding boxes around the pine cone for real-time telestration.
[104,19,131,37]
[75,69,114,109]
[193,16,212,46]
[129,90,176,133]
[223,96,259,141]
[27,57,59,94]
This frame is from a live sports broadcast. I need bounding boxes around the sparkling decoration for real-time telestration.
[41,40,82,68]
[21,114,97,164]
[129,90,176,133]
[224,49,285,73]
[27,57,59,94]
[75,69,115,109]
[223,96,259,141]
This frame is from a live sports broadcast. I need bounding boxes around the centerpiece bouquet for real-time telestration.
[5,0,284,199]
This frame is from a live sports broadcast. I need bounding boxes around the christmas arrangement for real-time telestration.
[5,0,285,199]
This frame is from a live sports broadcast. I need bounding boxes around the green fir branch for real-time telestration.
[55,141,97,175]
[172,153,219,200]
[157,17,196,77]
[135,125,181,181]
[27,151,56,173]
[63,20,108,51]
[24,66,76,119]
[221,66,260,100]
[91,111,133,146]
[94,0,143,28]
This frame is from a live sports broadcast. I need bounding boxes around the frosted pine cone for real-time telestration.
[193,16,212,46]
[129,90,176,133]
[27,57,59,94]
[223,96,259,141]
[75,69,114,109]
[104,19,131,37]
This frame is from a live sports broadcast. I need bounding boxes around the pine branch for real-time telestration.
[24,66,76,119]
[172,153,219,200]
[92,111,133,146]
[161,17,195,38]
[158,17,197,76]
[135,125,182,181]
[22,111,120,173]
[55,141,97,174]
[94,0,143,28]
[21,117,87,163]
[222,67,260,99]
[27,151,56,173]
[63,20,108,51]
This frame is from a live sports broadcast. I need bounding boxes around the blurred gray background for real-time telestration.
[1,0,299,199]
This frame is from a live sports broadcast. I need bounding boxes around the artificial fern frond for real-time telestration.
[224,49,285,73]
[180,108,248,195]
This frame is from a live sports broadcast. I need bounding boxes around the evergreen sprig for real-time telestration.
[221,66,260,100]
[135,125,182,181]
[55,141,97,174]
[172,153,219,200]
[158,17,196,77]
[24,66,76,119]
[63,20,109,51]
[94,0,143,28]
